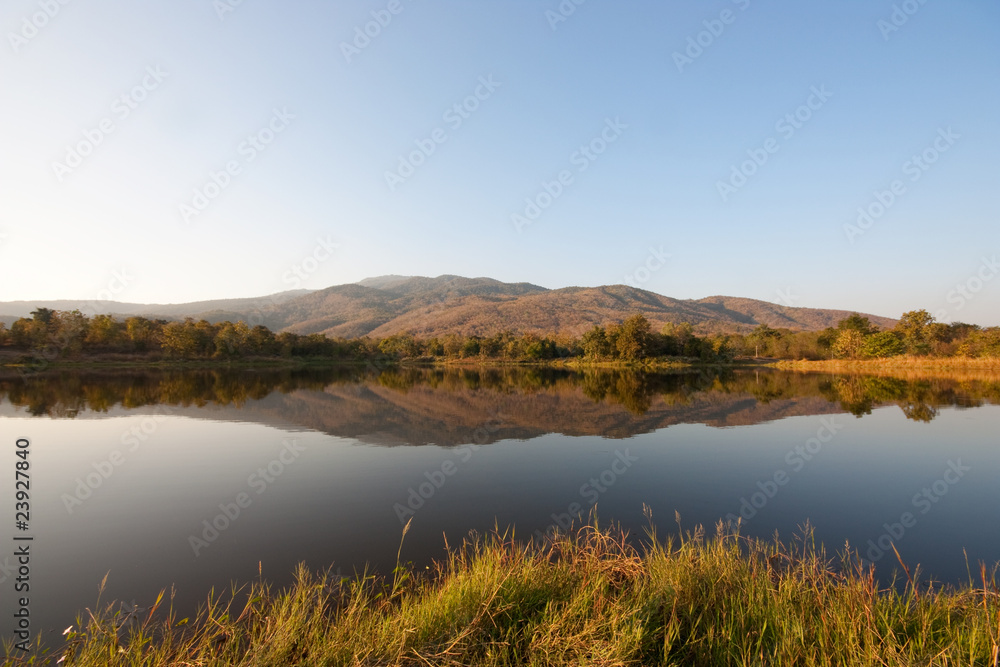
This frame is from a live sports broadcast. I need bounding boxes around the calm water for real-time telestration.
[2,366,999,644]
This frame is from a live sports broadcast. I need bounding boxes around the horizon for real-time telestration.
[0,272,957,328]
[2,2,998,325]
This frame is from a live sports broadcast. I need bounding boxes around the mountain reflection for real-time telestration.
[2,366,999,444]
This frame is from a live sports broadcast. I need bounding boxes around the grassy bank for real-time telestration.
[772,357,1000,382]
[773,356,1000,370]
[8,521,999,666]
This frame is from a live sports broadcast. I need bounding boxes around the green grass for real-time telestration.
[5,516,1000,666]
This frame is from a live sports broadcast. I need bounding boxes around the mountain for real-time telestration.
[0,276,896,336]
[0,290,311,327]
[260,276,896,337]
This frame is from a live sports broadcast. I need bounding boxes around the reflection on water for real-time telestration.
[1,365,999,645]
[3,366,999,439]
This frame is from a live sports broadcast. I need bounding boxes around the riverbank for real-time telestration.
[3,353,998,376]
[0,352,759,372]
[773,356,1000,370]
[11,522,998,666]
[771,357,1000,381]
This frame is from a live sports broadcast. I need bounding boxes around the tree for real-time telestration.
[817,327,838,354]
[581,326,611,359]
[833,329,865,359]
[161,319,215,358]
[247,325,277,355]
[460,337,481,357]
[10,318,46,348]
[215,321,251,358]
[837,313,878,337]
[861,331,905,358]
[747,323,780,357]
[86,314,125,349]
[702,334,735,362]
[378,333,420,359]
[52,310,89,355]
[895,309,934,355]
[615,314,651,360]
[30,307,55,326]
[161,321,199,358]
[424,337,444,357]
[124,317,157,352]
[662,322,693,355]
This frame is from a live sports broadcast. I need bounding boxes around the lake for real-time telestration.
[2,366,999,645]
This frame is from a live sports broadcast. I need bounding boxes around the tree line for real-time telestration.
[1,307,997,364]
[4,365,998,424]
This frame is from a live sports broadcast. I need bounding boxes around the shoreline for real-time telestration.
[2,354,998,374]
[9,522,999,665]
[771,356,1000,369]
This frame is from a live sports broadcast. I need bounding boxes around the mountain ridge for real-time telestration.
[0,275,897,336]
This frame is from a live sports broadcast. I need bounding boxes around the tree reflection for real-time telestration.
[1,366,998,425]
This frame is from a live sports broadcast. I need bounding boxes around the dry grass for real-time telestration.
[4,517,1000,666]
[772,357,1000,381]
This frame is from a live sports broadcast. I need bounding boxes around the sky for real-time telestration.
[0,0,998,325]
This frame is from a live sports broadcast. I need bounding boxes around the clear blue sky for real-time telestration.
[1,0,998,324]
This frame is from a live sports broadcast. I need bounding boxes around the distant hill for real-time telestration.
[0,276,896,337]
[0,291,311,325]
[258,276,896,337]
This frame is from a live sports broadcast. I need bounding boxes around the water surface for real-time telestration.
[2,366,998,644]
